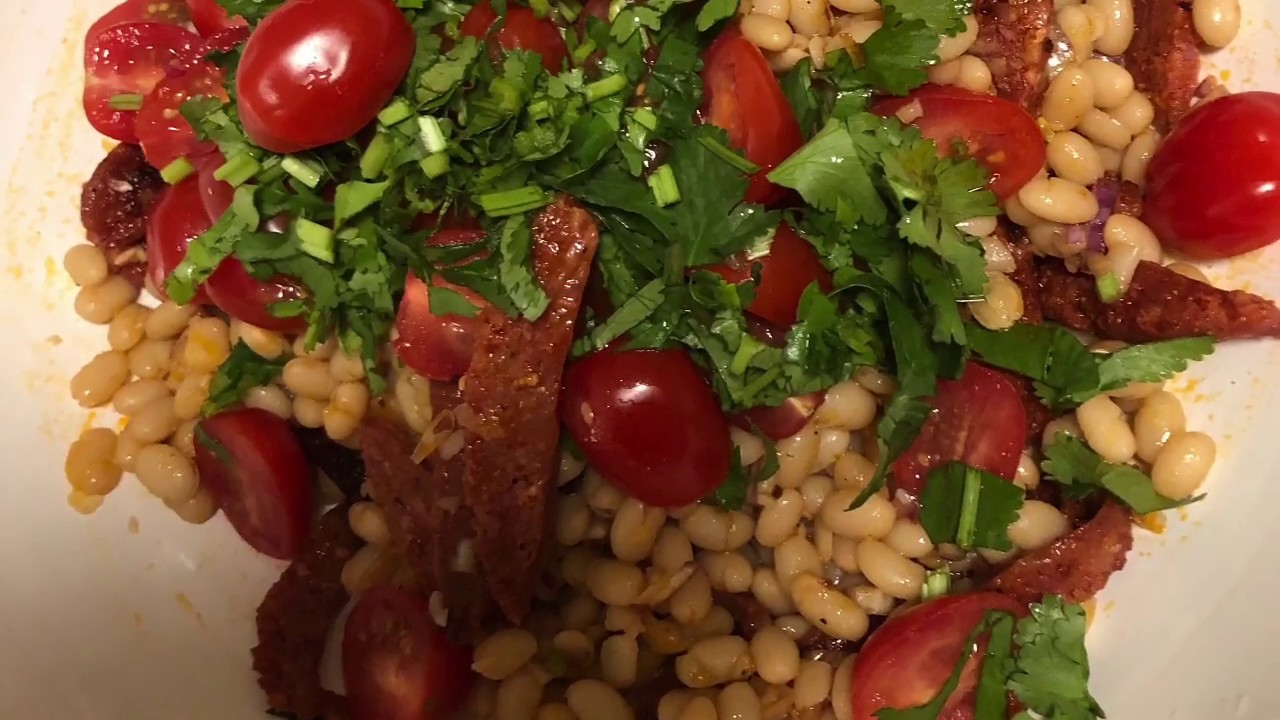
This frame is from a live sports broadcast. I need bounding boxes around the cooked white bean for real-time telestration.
[1087,0,1134,54]
[856,540,925,600]
[852,585,896,615]
[1056,5,1096,58]
[756,490,804,547]
[653,526,696,572]
[172,373,212,421]
[1017,177,1099,225]
[774,533,823,588]
[1009,500,1071,550]
[751,0,791,18]
[751,568,796,615]
[788,0,829,37]
[236,322,289,360]
[244,384,293,420]
[701,552,754,594]
[676,635,754,688]
[927,58,962,86]
[741,13,794,52]
[601,634,640,689]
[750,627,801,684]
[75,275,139,324]
[65,428,122,496]
[1082,58,1135,109]
[671,570,714,625]
[112,379,170,417]
[793,660,834,709]
[1047,131,1105,186]
[681,506,755,552]
[883,519,933,559]
[348,501,391,545]
[1121,130,1160,187]
[831,655,855,720]
[611,499,667,562]
[1135,390,1186,463]
[1165,261,1209,283]
[935,16,979,64]
[64,244,109,287]
[775,425,820,489]
[828,0,877,11]
[135,444,199,504]
[833,452,875,491]
[1042,415,1083,450]
[1193,0,1240,47]
[1014,452,1041,490]
[820,490,896,540]
[675,697,717,720]
[718,682,762,720]
[799,475,834,517]
[496,668,544,720]
[126,397,181,445]
[1076,395,1136,464]
[145,301,198,340]
[789,573,869,641]
[1111,92,1156,135]
[1043,67,1095,131]
[536,704,577,720]
[182,317,231,373]
[954,55,993,93]
[971,272,1025,331]
[474,629,539,680]
[167,485,217,524]
[283,357,336,401]
[70,351,130,408]
[1077,108,1133,150]
[586,558,645,606]
[830,534,860,573]
[107,304,149,351]
[1151,432,1216,499]
[814,429,851,473]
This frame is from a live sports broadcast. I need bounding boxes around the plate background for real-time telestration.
[0,2,1278,718]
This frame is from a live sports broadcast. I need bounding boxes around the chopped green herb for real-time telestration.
[708,438,780,510]
[377,97,414,126]
[1096,272,1122,303]
[160,157,196,184]
[108,93,144,111]
[478,185,553,217]
[280,155,323,188]
[919,462,1025,551]
[214,152,261,187]
[294,218,335,263]
[1042,434,1202,514]
[921,567,951,600]
[647,164,681,206]
[417,115,448,154]
[1008,596,1105,720]
[202,341,288,416]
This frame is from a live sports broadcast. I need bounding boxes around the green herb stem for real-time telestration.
[571,39,598,66]
[956,466,983,549]
[108,93,144,111]
[295,218,335,263]
[698,136,760,174]
[1097,272,1121,303]
[478,185,552,217]
[529,0,551,17]
[417,116,448,154]
[377,98,414,126]
[585,74,629,103]
[160,157,195,185]
[647,164,681,207]
[557,0,583,22]
[213,152,261,187]
[420,152,451,179]
[281,155,323,189]
[922,568,951,600]
[360,133,393,180]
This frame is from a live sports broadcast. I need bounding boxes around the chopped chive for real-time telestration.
[256,156,285,184]
[922,567,951,601]
[294,217,335,263]
[281,155,323,188]
[419,152,451,179]
[647,164,681,207]
[213,152,261,187]
[956,467,983,549]
[528,99,552,122]
[477,185,552,217]
[160,157,195,184]
[698,136,760,174]
[417,116,448,154]
[529,0,551,17]
[557,0,582,22]
[108,93,144,111]
[571,38,597,66]
[1097,272,1122,303]
[360,133,392,179]
[584,73,628,103]
[630,107,658,131]
[378,98,414,126]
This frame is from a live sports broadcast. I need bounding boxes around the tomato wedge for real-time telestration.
[83,22,204,143]
[196,151,236,222]
[146,176,214,305]
[393,229,490,381]
[193,408,314,560]
[851,593,1027,720]
[706,223,832,326]
[734,391,825,441]
[872,85,1046,200]
[701,31,804,206]
[188,0,248,36]
[891,363,1026,506]
[460,0,570,73]
[135,63,228,170]
[86,0,189,42]
[343,586,474,720]
[204,259,309,334]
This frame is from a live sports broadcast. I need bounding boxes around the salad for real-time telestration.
[59,0,1280,717]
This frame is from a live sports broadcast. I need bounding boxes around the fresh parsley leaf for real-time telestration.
[334,181,390,226]
[877,613,997,720]
[857,15,937,95]
[1096,337,1215,394]
[167,185,260,304]
[1008,596,1106,720]
[778,59,821,138]
[1042,435,1202,514]
[886,0,974,36]
[427,284,481,318]
[214,0,283,23]
[572,278,666,355]
[645,33,704,140]
[415,37,482,110]
[496,214,552,321]
[695,0,739,31]
[769,118,889,227]
[708,439,780,510]
[203,341,287,416]
[919,462,1025,551]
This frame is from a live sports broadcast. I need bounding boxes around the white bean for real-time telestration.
[1193,0,1240,47]
[1076,395,1136,464]
[1047,131,1105,186]
[1088,0,1135,55]
[789,573,869,641]
[855,540,925,600]
[1151,432,1216,500]
[1008,500,1071,550]
[1017,177,1099,225]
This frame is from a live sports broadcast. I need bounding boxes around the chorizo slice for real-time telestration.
[970,0,1053,110]
[1125,0,1202,130]
[80,143,164,251]
[992,500,1134,604]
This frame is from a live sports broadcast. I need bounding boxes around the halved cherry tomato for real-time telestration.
[706,223,832,326]
[86,0,189,43]
[1145,92,1280,259]
[343,586,474,720]
[891,363,1026,505]
[196,151,235,222]
[460,0,570,74]
[236,0,415,152]
[734,391,825,441]
[188,0,248,36]
[146,176,214,305]
[561,349,732,507]
[83,22,204,142]
[393,229,490,381]
[850,592,1027,720]
[872,85,1046,200]
[193,408,314,560]
[701,31,804,206]
[135,63,228,170]
[204,259,309,334]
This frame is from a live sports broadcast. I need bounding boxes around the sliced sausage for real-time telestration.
[1125,0,1202,130]
[992,500,1134,603]
[970,0,1053,109]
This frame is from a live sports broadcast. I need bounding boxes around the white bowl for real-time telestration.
[1,1,1278,718]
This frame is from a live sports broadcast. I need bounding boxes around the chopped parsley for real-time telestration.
[1042,434,1203,514]
[918,462,1025,552]
[203,341,288,416]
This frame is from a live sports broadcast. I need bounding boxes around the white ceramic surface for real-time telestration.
[1,2,1279,718]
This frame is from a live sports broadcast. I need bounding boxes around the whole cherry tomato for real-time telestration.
[460,0,569,74]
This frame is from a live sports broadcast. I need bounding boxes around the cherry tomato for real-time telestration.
[146,176,214,305]
[196,151,235,222]
[460,0,570,74]
[850,592,1027,720]
[83,22,204,142]
[194,408,314,560]
[872,85,1046,200]
[706,223,832,326]
[188,0,248,36]
[393,229,490,381]
[734,392,825,441]
[1144,92,1280,259]
[701,31,804,206]
[135,63,228,170]
[343,586,474,720]
[561,350,732,507]
[892,363,1026,505]
[236,0,415,152]
[86,0,189,43]
[204,259,309,334]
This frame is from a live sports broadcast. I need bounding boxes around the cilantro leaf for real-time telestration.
[496,215,552,321]
[573,278,666,355]
[213,0,283,23]
[695,0,739,31]
[167,186,260,304]
[778,59,821,138]
[768,118,889,227]
[919,462,1026,551]
[202,341,287,416]
[1042,435,1202,514]
[1008,596,1105,720]
[427,285,481,318]
[857,16,937,95]
[885,0,974,36]
[877,613,1000,720]
[708,439,780,510]
[1096,337,1215,393]
[415,37,482,110]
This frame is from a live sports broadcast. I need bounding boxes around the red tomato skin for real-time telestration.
[135,63,228,169]
[196,151,236,222]
[393,229,490,381]
[236,0,415,152]
[343,587,474,720]
[560,350,733,508]
[851,593,1027,720]
[701,31,804,206]
[891,363,1026,505]
[204,259,309,333]
[86,0,189,42]
[1144,92,1280,259]
[146,177,214,305]
[734,391,825,441]
[460,1,570,74]
[707,223,832,326]
[83,22,204,143]
[188,0,248,36]
[872,85,1045,200]
[193,408,314,560]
